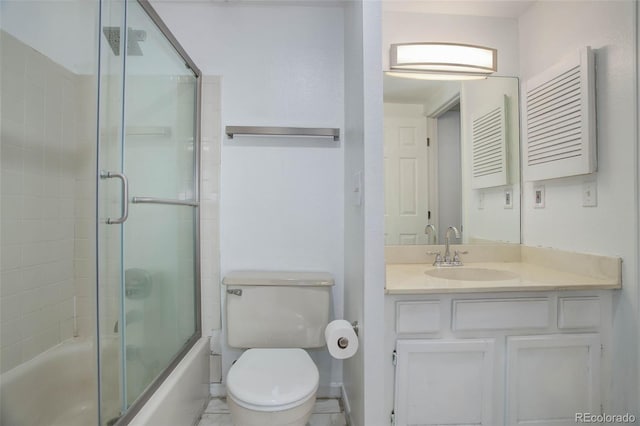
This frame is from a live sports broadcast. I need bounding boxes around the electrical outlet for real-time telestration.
[534,185,545,208]
[504,188,513,209]
[582,180,597,207]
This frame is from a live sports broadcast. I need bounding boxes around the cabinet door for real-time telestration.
[506,334,601,426]
[394,339,495,426]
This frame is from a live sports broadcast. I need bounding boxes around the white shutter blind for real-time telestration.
[523,46,596,181]
[471,95,508,189]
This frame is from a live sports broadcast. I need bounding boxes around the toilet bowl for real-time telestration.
[226,348,319,426]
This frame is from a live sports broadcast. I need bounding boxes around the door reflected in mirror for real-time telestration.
[383,75,521,246]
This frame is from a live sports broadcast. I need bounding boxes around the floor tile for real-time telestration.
[308,413,347,426]
[197,413,233,426]
[312,399,341,414]
[197,398,346,426]
[204,398,230,414]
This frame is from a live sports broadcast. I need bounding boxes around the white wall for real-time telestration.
[343,1,366,420]
[382,11,519,77]
[0,0,99,75]
[343,1,386,424]
[519,0,638,415]
[637,0,640,403]
[152,1,346,395]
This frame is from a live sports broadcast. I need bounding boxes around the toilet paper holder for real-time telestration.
[351,321,359,336]
[335,321,359,349]
[338,321,358,349]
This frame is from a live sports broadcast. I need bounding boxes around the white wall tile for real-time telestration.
[0,270,22,297]
[1,245,22,271]
[1,171,23,195]
[0,344,22,373]
[0,318,22,348]
[0,31,97,373]
[2,195,23,219]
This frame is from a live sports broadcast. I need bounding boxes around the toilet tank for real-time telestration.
[223,271,334,349]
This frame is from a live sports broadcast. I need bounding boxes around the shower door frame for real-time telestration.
[105,1,203,424]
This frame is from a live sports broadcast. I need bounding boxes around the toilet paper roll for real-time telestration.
[325,319,359,359]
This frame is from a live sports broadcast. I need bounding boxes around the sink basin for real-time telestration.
[425,267,518,281]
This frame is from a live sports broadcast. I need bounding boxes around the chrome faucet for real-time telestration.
[427,226,466,267]
[424,224,436,244]
[444,226,460,262]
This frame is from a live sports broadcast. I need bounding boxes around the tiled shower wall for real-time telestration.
[0,30,96,373]
[200,76,222,383]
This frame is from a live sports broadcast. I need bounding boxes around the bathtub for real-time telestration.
[0,336,209,426]
[128,336,209,426]
[0,338,101,426]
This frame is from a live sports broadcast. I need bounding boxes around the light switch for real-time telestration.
[353,171,363,206]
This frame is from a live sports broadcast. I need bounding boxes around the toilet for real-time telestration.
[222,271,335,426]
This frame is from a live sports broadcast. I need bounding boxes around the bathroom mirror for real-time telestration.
[383,74,521,245]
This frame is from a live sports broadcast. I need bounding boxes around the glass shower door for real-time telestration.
[97,0,200,423]
[120,0,199,408]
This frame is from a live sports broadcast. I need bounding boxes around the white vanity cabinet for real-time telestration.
[385,292,612,426]
[506,334,601,425]
[394,339,496,425]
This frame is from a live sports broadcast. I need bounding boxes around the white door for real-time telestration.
[394,339,495,426]
[506,334,601,426]
[384,104,430,245]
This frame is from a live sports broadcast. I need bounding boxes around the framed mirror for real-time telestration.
[383,74,521,245]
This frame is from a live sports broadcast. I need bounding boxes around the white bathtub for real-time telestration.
[0,336,209,426]
[0,338,101,426]
[129,337,209,426]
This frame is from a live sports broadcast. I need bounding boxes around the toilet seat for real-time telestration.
[226,348,319,412]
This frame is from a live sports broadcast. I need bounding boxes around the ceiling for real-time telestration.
[382,0,536,19]
[159,0,535,17]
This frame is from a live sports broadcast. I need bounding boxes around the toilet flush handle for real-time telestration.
[227,289,243,296]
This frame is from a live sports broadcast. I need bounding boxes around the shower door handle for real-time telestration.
[100,171,129,224]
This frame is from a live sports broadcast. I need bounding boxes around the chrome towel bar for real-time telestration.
[131,197,199,207]
[225,125,340,141]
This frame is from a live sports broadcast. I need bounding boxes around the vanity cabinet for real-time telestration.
[394,339,495,425]
[386,292,612,426]
[506,334,601,425]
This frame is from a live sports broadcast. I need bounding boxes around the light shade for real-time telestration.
[390,42,497,79]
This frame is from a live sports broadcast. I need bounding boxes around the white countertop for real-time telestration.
[386,262,620,294]
[385,245,622,294]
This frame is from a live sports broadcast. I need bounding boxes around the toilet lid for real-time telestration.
[227,348,319,411]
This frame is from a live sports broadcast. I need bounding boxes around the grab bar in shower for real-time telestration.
[225,125,340,141]
[131,197,199,207]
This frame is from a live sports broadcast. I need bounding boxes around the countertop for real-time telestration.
[385,245,622,294]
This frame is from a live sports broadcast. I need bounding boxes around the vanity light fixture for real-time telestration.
[389,42,497,80]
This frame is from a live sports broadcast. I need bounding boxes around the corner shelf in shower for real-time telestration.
[225,125,340,141]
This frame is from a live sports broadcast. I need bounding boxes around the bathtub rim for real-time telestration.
[126,336,209,426]
[114,331,203,425]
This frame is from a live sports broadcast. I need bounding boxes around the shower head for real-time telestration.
[102,26,147,56]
